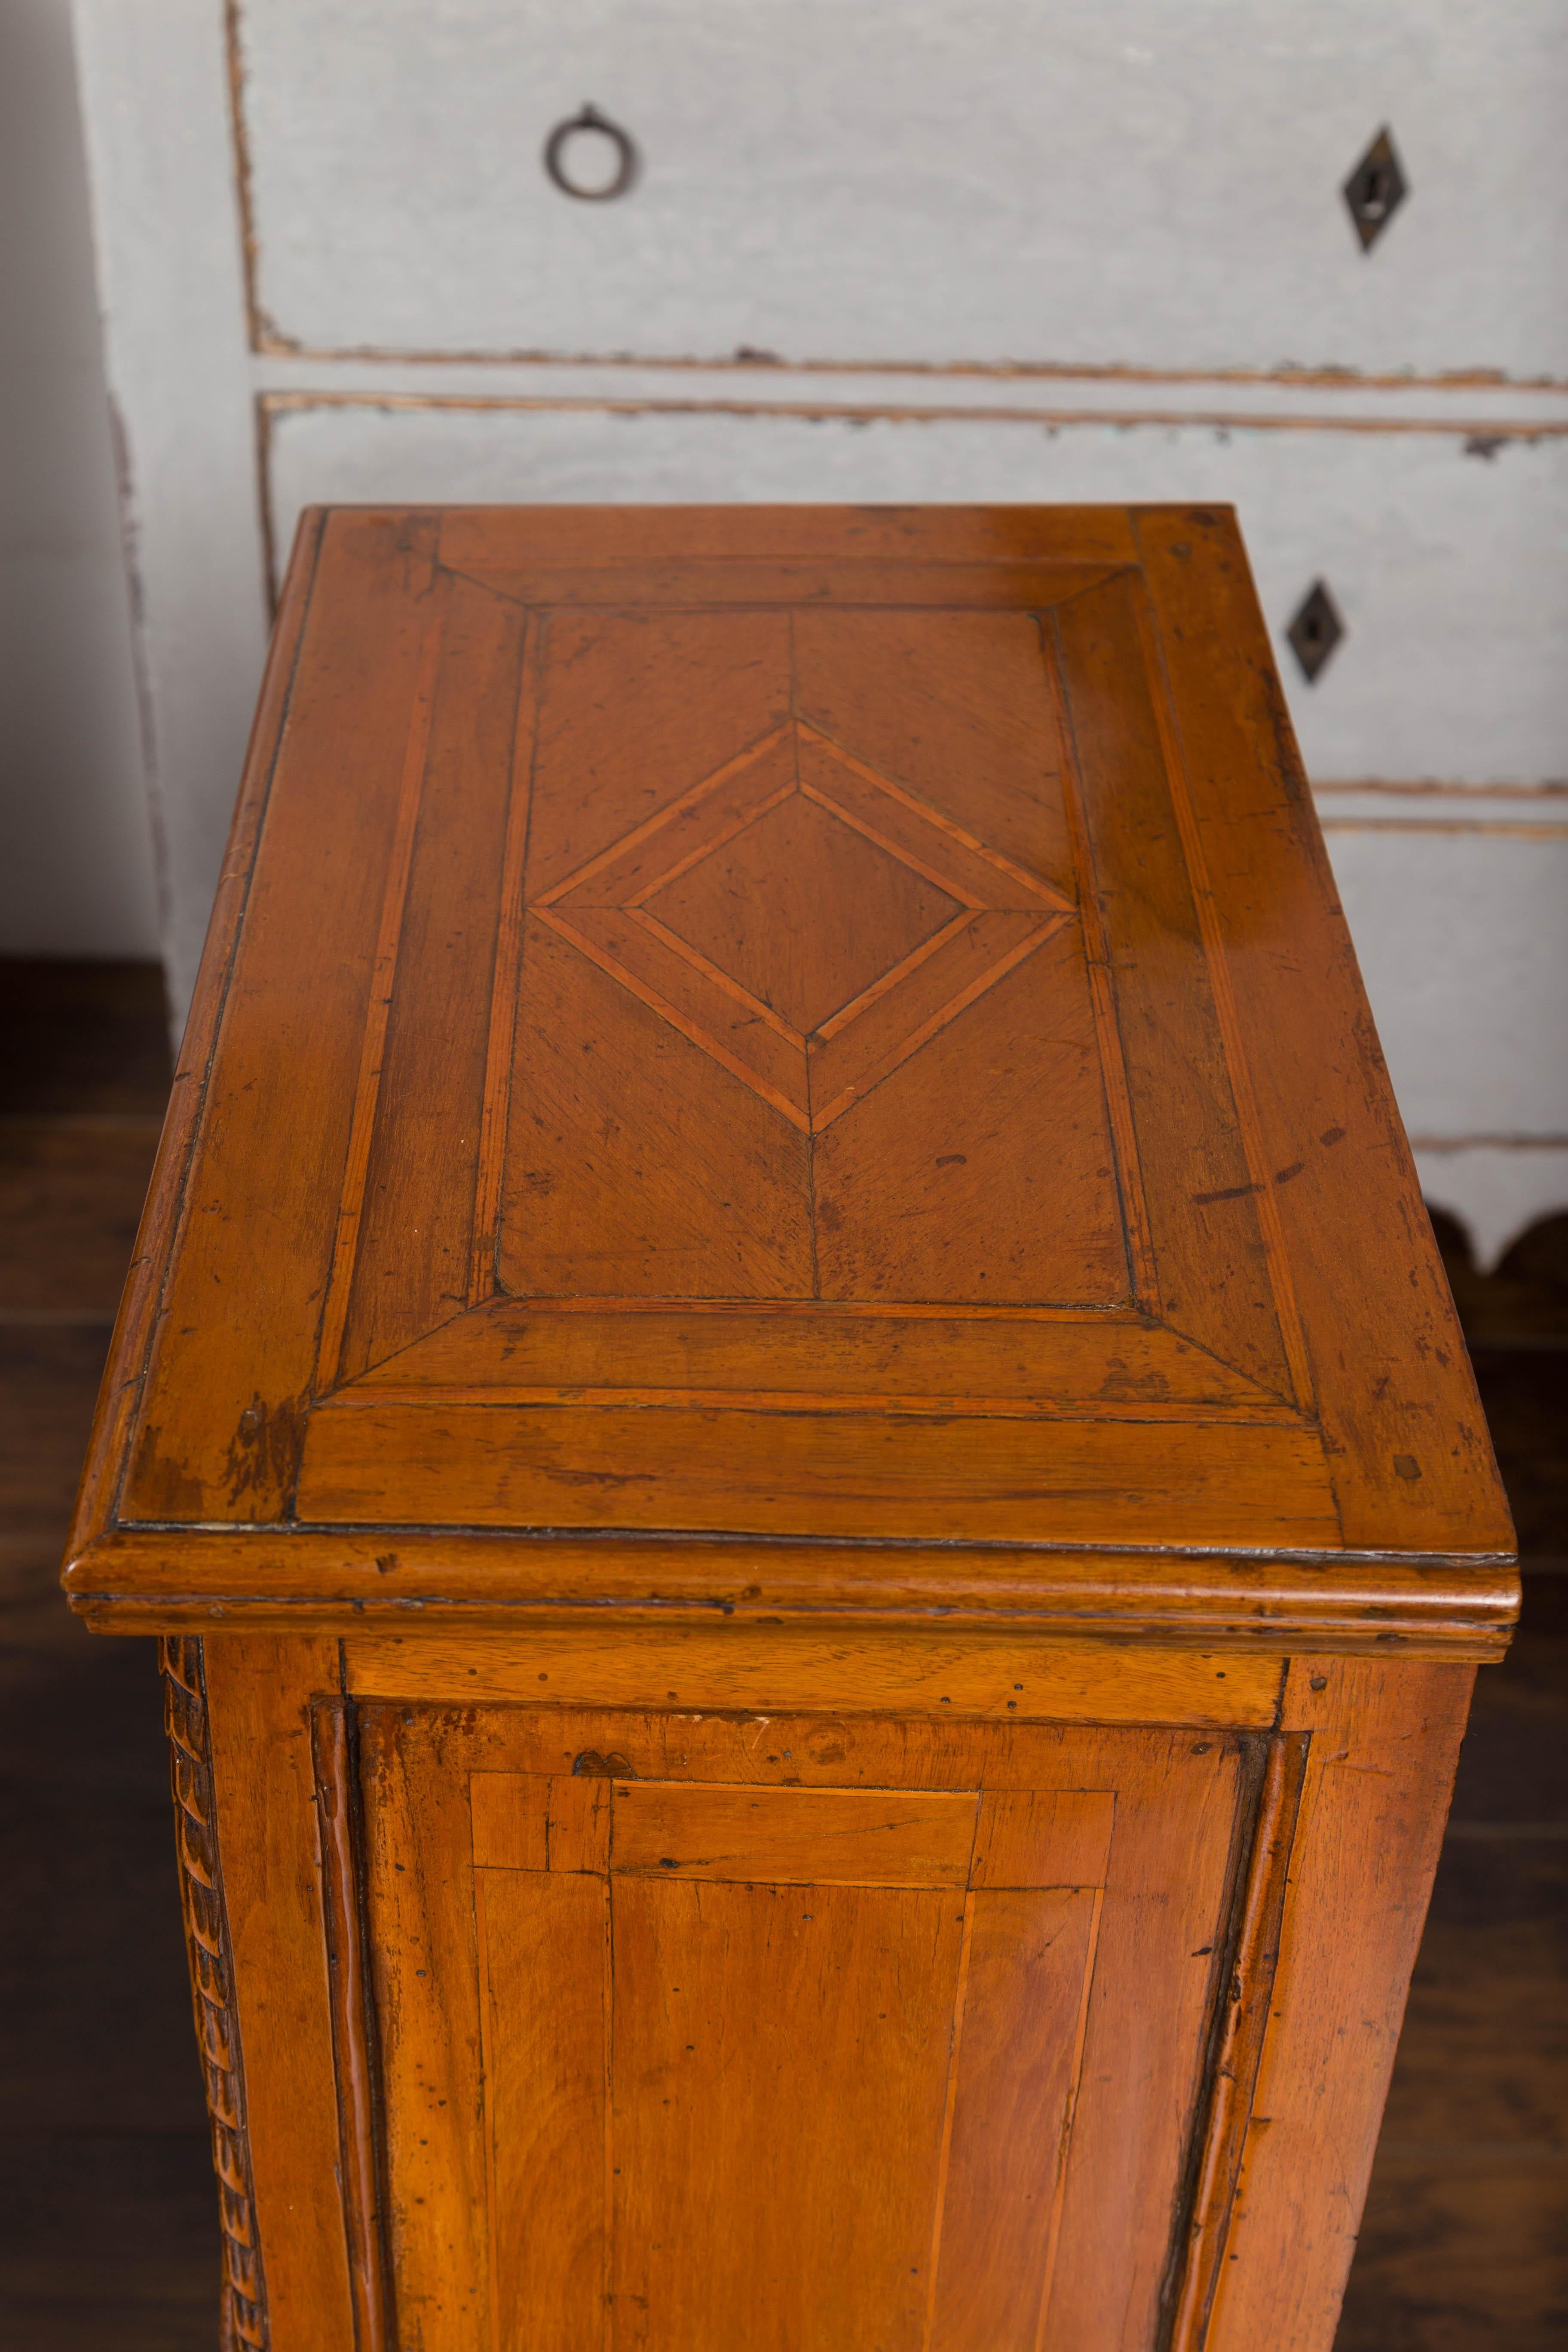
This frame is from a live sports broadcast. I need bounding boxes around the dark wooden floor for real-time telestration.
[0,961,216,2348]
[0,959,1562,2349]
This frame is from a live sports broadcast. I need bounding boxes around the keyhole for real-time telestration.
[1342,127,1407,251]
[1286,580,1344,682]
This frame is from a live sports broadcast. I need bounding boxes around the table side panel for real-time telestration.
[353,1697,1258,2352]
[1203,1657,1476,2351]
[201,1635,356,2347]
[183,1645,1478,2352]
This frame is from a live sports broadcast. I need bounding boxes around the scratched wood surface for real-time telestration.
[63,503,1514,1644]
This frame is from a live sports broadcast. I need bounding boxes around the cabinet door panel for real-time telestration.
[929,1886,1102,2352]
[359,1709,490,2348]
[611,1875,960,2352]
[357,1703,1254,2350]
[476,1868,608,2352]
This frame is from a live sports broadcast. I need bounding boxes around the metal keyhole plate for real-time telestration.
[1343,127,1408,252]
[1286,582,1345,684]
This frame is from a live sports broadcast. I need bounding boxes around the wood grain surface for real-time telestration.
[63,504,1515,1649]
[1204,1657,1478,2349]
[55,508,1512,2346]
[137,1632,1523,2352]
[64,1527,1519,1658]
[349,1697,1253,2352]
[340,1625,1282,1726]
[201,1635,358,2348]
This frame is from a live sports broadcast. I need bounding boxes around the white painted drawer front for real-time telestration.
[1323,820,1568,1137]
[265,398,1568,785]
[237,0,1568,373]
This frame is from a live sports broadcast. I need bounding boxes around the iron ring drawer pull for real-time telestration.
[543,104,639,201]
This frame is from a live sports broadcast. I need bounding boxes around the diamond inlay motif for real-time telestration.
[649,794,965,1038]
[530,718,1074,1133]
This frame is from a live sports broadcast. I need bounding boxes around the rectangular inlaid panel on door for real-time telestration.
[353,1703,1261,2352]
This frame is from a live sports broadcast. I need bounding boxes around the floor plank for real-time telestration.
[0,959,172,1119]
[1336,2152,1568,2352]
[0,1115,161,1317]
[0,2134,218,2352]
[0,959,215,2349]
[1378,1843,1567,2148]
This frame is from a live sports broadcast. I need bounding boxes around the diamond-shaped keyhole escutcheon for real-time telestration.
[1286,581,1344,685]
[1343,126,1408,252]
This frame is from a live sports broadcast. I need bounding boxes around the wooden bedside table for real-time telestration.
[65,504,1516,2352]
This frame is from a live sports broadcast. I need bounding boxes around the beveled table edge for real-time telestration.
[62,1528,1520,1658]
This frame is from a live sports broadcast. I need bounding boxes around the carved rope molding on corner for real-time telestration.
[162,1635,270,2350]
